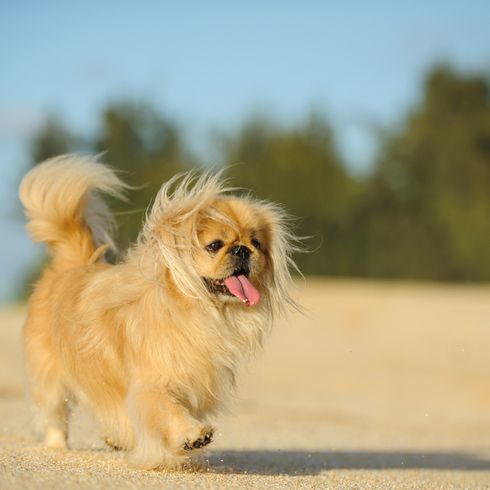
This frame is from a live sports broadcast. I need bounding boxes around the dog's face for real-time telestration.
[194,198,271,306]
[142,173,295,313]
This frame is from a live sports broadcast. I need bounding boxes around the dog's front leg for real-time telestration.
[125,382,213,469]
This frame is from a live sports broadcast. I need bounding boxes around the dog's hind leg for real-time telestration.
[29,369,69,449]
[24,322,69,449]
[40,388,69,449]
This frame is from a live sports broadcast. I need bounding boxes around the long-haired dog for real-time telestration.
[19,155,298,469]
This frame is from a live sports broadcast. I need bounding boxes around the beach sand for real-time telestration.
[1,279,490,489]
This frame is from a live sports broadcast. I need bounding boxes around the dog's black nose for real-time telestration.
[231,245,251,259]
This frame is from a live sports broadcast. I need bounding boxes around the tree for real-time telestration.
[21,63,490,290]
[362,65,490,280]
[30,115,78,163]
[93,102,191,247]
[222,113,361,275]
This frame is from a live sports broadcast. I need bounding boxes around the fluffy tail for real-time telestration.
[19,154,127,267]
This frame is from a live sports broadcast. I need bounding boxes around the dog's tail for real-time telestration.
[19,154,127,268]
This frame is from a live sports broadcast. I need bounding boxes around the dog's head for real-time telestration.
[137,172,298,316]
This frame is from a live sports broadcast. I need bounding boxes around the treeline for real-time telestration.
[28,65,490,281]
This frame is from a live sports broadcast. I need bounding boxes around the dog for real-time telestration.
[19,154,298,469]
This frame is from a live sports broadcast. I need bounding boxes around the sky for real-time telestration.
[0,0,489,302]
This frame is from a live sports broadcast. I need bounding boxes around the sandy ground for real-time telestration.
[1,279,490,489]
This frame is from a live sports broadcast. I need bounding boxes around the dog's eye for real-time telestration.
[206,240,224,253]
[251,238,261,250]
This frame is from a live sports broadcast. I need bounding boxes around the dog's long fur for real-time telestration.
[19,155,297,469]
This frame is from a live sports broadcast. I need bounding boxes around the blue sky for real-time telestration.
[1,1,489,302]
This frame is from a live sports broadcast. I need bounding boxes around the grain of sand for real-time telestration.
[1,279,490,489]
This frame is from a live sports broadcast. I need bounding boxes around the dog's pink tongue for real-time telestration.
[224,275,260,306]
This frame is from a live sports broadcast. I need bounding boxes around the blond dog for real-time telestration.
[19,155,298,469]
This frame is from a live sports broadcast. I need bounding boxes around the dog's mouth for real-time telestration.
[204,269,260,307]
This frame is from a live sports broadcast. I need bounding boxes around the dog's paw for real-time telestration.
[104,437,124,451]
[44,428,68,449]
[183,426,214,451]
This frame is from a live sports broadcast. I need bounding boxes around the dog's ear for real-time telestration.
[254,202,301,317]
[137,171,228,299]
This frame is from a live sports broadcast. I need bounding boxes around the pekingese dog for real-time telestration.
[19,154,298,469]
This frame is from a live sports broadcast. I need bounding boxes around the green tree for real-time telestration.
[21,63,490,291]
[362,65,490,280]
[223,113,360,275]
[93,102,191,247]
[30,115,78,163]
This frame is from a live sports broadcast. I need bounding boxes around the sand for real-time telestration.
[1,279,490,489]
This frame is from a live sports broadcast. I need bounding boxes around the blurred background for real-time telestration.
[1,1,490,300]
